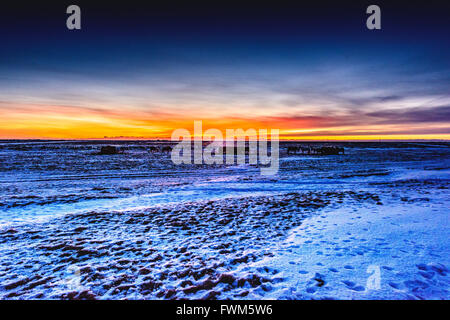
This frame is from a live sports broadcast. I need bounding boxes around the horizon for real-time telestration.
[1,137,449,143]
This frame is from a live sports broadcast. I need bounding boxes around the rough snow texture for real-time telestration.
[0,141,448,299]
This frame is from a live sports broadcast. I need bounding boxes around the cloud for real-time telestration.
[366,105,450,124]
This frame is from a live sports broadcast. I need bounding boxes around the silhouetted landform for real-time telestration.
[97,143,345,156]
[287,145,344,155]
[98,146,120,155]
[0,140,448,149]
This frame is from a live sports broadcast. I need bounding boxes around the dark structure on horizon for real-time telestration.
[287,145,344,155]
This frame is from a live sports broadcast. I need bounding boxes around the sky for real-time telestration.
[0,1,449,140]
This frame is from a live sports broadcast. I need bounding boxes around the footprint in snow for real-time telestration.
[342,280,365,291]
[306,286,317,293]
[298,270,309,274]
[344,265,354,270]
[388,282,401,290]
[404,280,429,290]
[419,271,434,279]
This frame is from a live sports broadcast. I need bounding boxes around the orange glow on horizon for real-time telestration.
[0,103,449,141]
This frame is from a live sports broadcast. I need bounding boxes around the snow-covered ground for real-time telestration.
[0,141,448,299]
[250,189,449,299]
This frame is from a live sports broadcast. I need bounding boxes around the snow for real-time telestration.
[249,189,449,299]
[0,141,448,299]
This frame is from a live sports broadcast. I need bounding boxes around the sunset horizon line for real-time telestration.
[1,135,449,142]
